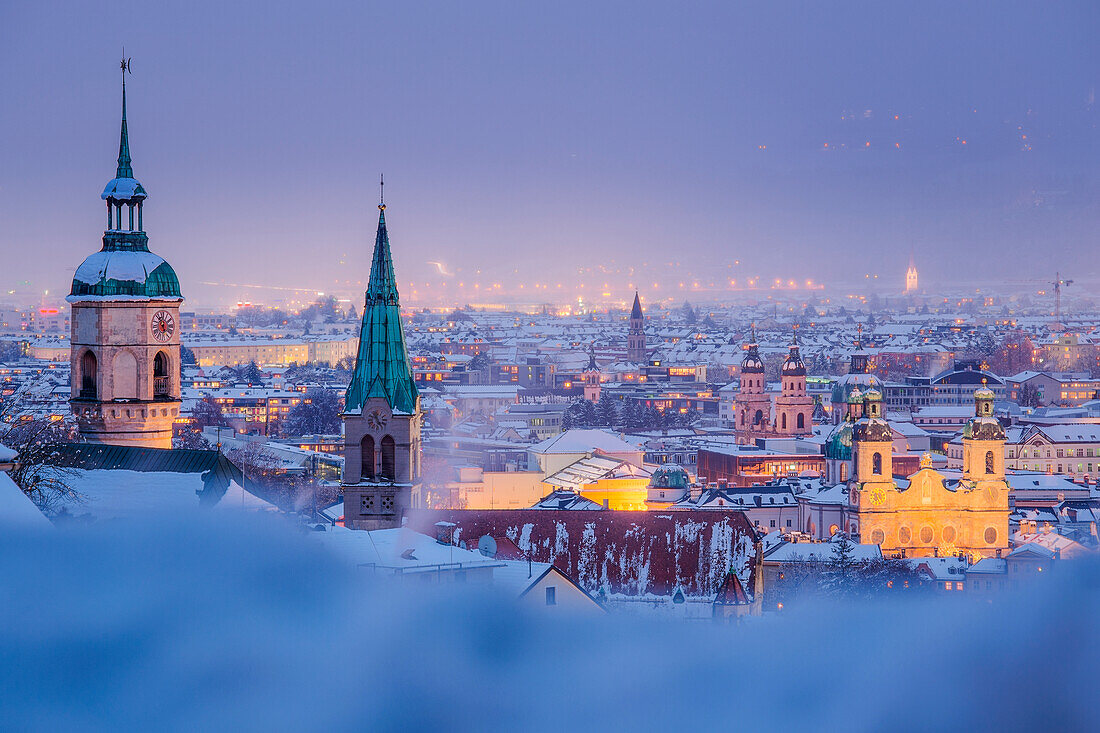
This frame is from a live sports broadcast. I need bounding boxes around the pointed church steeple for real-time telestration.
[627,291,647,363]
[345,182,419,415]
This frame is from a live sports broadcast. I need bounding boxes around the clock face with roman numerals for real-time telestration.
[151,310,175,343]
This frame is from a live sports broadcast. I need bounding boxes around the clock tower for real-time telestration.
[67,62,182,449]
[341,183,422,530]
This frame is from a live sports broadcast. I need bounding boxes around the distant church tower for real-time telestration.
[582,345,602,402]
[627,291,647,363]
[68,61,182,449]
[734,326,771,445]
[774,328,813,437]
[905,252,918,294]
[342,183,423,530]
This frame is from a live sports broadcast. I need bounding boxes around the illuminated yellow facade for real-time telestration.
[575,476,651,511]
[850,388,1009,560]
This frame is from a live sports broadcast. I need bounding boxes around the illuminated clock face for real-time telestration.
[868,486,887,506]
[151,310,175,343]
[367,409,388,431]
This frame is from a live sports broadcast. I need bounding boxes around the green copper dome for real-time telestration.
[70,234,181,300]
[649,464,690,490]
[825,420,854,460]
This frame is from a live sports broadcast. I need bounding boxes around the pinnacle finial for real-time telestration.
[379,173,385,211]
[115,54,134,179]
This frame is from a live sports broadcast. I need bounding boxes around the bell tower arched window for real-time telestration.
[361,435,375,480]
[797,413,805,429]
[380,435,396,481]
[81,351,98,400]
[985,450,995,475]
[153,351,170,398]
[872,452,883,475]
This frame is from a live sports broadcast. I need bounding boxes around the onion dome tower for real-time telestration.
[342,179,423,530]
[851,389,894,480]
[962,384,1006,483]
[848,389,895,538]
[67,59,182,449]
[734,325,771,444]
[626,291,647,364]
[775,327,813,436]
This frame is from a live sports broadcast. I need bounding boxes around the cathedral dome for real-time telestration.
[69,248,181,300]
[824,420,854,460]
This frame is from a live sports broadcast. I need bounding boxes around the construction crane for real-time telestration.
[1052,272,1073,321]
[1005,273,1074,320]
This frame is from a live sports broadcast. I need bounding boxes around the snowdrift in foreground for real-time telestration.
[1,515,1097,730]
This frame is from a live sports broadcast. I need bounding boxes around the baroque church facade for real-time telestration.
[67,65,182,449]
[816,387,1010,560]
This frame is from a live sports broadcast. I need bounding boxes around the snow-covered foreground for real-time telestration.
[1,514,1096,730]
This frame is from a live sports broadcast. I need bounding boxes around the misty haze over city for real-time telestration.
[2,2,1098,310]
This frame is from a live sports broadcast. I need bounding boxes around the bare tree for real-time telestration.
[0,390,81,514]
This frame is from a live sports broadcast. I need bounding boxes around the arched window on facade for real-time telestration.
[781,414,787,430]
[81,351,98,400]
[840,463,848,482]
[753,409,763,425]
[872,452,883,475]
[797,413,805,429]
[985,450,995,475]
[153,351,170,398]
[380,435,396,481]
[361,435,375,480]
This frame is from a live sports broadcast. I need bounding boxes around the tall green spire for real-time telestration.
[116,57,133,179]
[345,186,419,415]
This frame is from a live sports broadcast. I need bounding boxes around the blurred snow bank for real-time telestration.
[2,514,1098,730]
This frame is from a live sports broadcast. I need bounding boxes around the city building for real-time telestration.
[67,68,182,449]
[1006,371,1100,407]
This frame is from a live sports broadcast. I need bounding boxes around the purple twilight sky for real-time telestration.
[1,1,1097,308]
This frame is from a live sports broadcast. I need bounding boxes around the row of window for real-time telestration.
[866,525,998,546]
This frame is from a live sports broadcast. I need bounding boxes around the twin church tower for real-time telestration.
[67,65,421,528]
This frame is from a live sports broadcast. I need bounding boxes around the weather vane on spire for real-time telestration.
[121,50,131,75]
[379,173,385,210]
